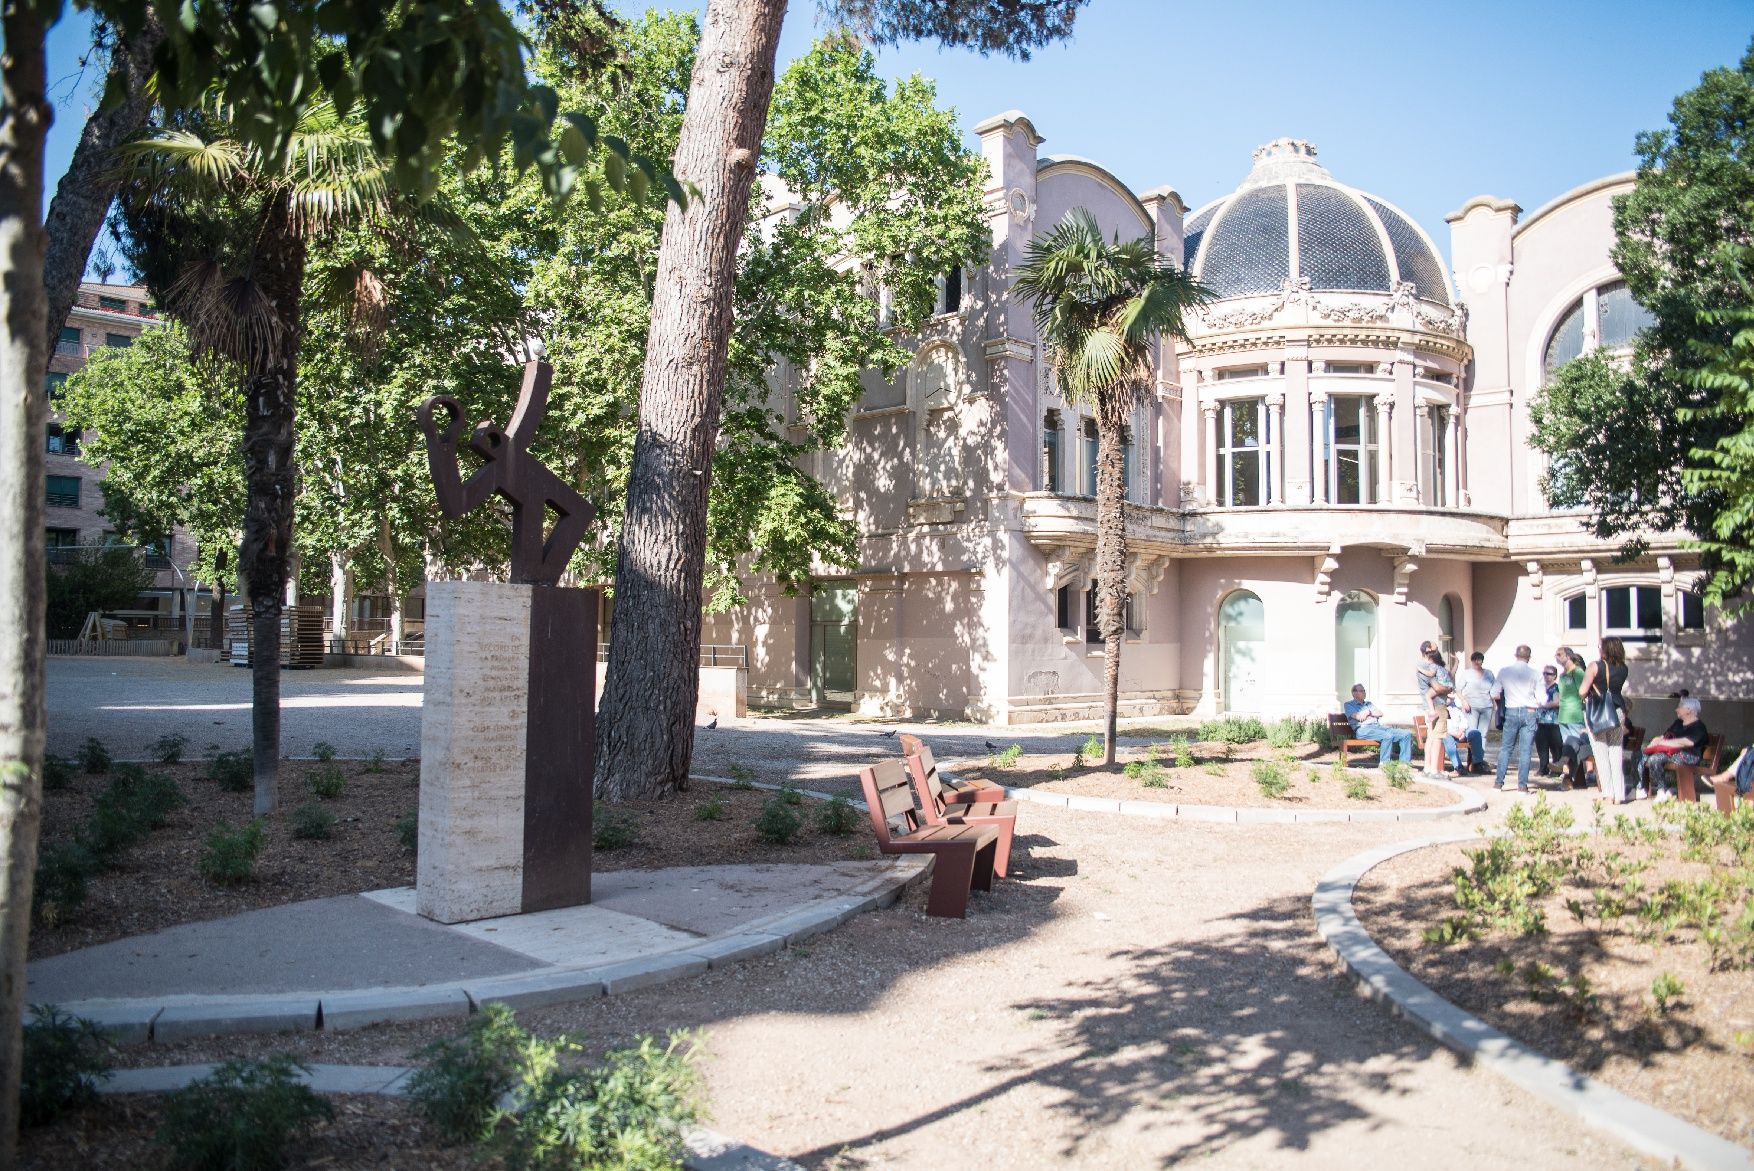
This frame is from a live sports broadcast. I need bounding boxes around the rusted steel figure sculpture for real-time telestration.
[417,359,593,583]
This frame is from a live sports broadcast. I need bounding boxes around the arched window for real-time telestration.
[1543,279,1656,379]
[1220,590,1266,713]
[1335,590,1377,701]
[914,346,960,498]
[1437,594,1462,660]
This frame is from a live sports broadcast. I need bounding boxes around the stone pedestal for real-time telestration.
[417,580,596,923]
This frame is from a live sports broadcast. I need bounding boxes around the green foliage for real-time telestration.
[311,741,337,763]
[726,765,757,790]
[693,796,727,822]
[989,744,1024,770]
[1420,915,1478,947]
[1198,717,1267,745]
[362,748,387,774]
[593,806,640,850]
[200,822,264,886]
[152,732,189,764]
[1679,297,1754,605]
[407,1003,526,1144]
[1265,717,1321,749]
[1651,971,1686,1013]
[44,547,156,641]
[32,845,95,928]
[41,753,73,792]
[82,769,184,859]
[396,812,419,856]
[75,738,111,775]
[1343,774,1374,802]
[1123,758,1167,788]
[754,798,803,845]
[816,795,860,836]
[289,803,335,842]
[209,750,253,792]
[306,763,347,800]
[1252,761,1290,799]
[1383,761,1413,790]
[1080,735,1104,759]
[1168,735,1195,769]
[21,1006,112,1127]
[153,1055,334,1171]
[776,784,804,807]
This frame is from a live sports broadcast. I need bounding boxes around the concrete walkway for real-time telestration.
[29,860,926,1041]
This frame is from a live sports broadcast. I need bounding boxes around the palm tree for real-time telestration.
[117,104,392,814]
[1014,208,1211,765]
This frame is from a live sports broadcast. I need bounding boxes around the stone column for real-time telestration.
[1308,388,1329,504]
[1373,393,1394,505]
[1283,347,1312,504]
[1445,406,1461,508]
[1266,393,1286,505]
[1201,402,1219,505]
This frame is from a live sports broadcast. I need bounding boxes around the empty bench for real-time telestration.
[898,733,1006,804]
[858,759,998,918]
[905,745,1017,878]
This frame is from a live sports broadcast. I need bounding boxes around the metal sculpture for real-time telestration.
[417,360,592,585]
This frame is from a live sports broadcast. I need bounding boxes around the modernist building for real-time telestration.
[703,112,1754,739]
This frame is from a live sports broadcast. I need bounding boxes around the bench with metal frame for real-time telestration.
[857,759,997,919]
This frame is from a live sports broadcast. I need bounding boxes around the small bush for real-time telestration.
[593,806,640,850]
[1252,761,1291,799]
[693,796,727,822]
[754,798,803,845]
[151,732,189,764]
[79,769,181,860]
[75,738,111,774]
[989,744,1024,769]
[1198,717,1267,745]
[1123,759,1167,788]
[726,764,756,790]
[200,821,263,885]
[306,763,346,800]
[817,795,860,835]
[311,741,336,763]
[1651,971,1685,1014]
[407,1002,525,1144]
[21,1006,112,1127]
[289,803,334,841]
[1168,736,1195,769]
[1080,735,1103,760]
[396,812,419,855]
[1344,774,1374,802]
[209,750,252,793]
[1266,721,1299,750]
[1383,761,1413,790]
[32,845,96,927]
[153,1055,333,1171]
[776,784,803,806]
[41,754,73,792]
[362,748,387,773]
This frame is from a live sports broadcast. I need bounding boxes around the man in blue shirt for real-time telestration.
[1343,685,1415,765]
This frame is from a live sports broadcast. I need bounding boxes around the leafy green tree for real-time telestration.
[1679,296,1754,607]
[44,547,156,640]
[1015,208,1209,765]
[1532,41,1754,597]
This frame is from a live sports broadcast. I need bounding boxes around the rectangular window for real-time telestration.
[1423,407,1448,507]
[1056,584,1074,631]
[105,332,132,348]
[45,527,79,548]
[1680,590,1705,630]
[1082,418,1098,498]
[1213,365,1268,381]
[1326,362,1376,375]
[97,295,127,311]
[46,475,80,508]
[1219,398,1268,506]
[1085,586,1134,643]
[44,371,68,401]
[46,424,79,456]
[1326,396,1376,504]
[1565,594,1588,632]
[934,266,962,314]
[55,327,81,356]
[1603,585,1662,641]
[1042,411,1062,493]
[1120,424,1134,503]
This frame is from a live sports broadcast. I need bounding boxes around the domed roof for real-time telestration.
[1184,139,1451,307]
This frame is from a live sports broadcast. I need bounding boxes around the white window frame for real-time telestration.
[1602,583,1663,644]
[1324,395,1376,505]
[1218,397,1270,507]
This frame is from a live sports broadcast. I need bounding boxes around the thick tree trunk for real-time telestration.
[243,196,307,815]
[0,8,51,1159]
[328,552,350,648]
[1095,396,1130,765]
[594,0,788,801]
[41,12,164,349]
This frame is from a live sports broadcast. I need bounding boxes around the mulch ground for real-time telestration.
[971,741,1454,809]
[19,1093,479,1171]
[1354,832,1754,1149]
[32,762,871,960]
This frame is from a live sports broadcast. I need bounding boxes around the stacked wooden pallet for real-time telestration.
[223,605,326,668]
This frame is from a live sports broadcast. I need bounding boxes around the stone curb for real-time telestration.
[55,858,930,1043]
[1314,835,1754,1171]
[98,1065,800,1170]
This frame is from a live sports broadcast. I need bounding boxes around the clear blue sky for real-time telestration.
[44,0,1754,268]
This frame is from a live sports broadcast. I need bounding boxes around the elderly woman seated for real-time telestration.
[1639,696,1709,803]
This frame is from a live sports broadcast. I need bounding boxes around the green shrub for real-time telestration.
[1252,761,1291,799]
[396,812,419,856]
[1197,717,1267,745]
[494,1032,702,1171]
[20,1006,111,1127]
[1080,735,1103,760]
[75,738,111,774]
[289,803,334,841]
[407,1002,525,1144]
[726,764,756,790]
[200,822,263,885]
[1651,971,1686,1013]
[153,1055,333,1171]
[754,798,802,845]
[1266,721,1299,750]
[32,845,96,927]
[693,796,727,822]
[1344,774,1374,802]
[1123,759,1167,788]
[209,750,252,792]
[989,743,1024,769]
[1383,761,1413,790]
[41,754,73,792]
[1168,735,1195,769]
[593,806,640,850]
[311,741,336,763]
[363,748,387,773]
[306,763,346,800]
[776,784,803,806]
[80,769,181,859]
[151,732,189,764]
[817,795,860,835]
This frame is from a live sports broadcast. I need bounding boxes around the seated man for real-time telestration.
[1343,685,1415,765]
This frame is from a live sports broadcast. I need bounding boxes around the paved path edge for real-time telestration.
[1314,834,1754,1171]
[98,1064,802,1170]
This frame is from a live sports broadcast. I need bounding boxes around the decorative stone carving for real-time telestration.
[1124,551,1169,599]
[1043,544,1090,591]
[1195,275,1312,331]
[1007,187,1035,225]
[1390,543,1424,605]
[1313,542,1342,601]
[1527,559,1545,600]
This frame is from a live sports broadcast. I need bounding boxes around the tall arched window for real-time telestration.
[1221,590,1266,713]
[1439,593,1463,664]
[1334,591,1377,701]
[914,346,961,498]
[1543,279,1656,379]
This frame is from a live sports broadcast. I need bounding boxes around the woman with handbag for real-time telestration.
[1580,637,1630,803]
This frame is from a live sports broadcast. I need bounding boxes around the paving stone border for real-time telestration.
[1314,834,1754,1171]
[60,858,929,1044]
[98,1064,803,1171]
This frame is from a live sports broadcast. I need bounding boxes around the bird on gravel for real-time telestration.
[985,739,998,751]
[878,729,896,738]
[706,717,718,729]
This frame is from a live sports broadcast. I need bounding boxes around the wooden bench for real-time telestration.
[897,734,1006,804]
[1673,732,1725,806]
[906,748,1017,878]
[1328,713,1379,764]
[857,759,998,918]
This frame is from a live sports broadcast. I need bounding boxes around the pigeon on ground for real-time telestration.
[985,739,998,751]
[878,729,897,738]
[706,717,718,729]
